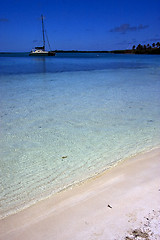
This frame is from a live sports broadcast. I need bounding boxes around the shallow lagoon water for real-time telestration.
[0,53,160,218]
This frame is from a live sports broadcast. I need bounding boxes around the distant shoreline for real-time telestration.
[56,49,160,54]
[0,49,160,55]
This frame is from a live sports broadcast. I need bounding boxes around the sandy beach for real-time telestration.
[0,147,160,240]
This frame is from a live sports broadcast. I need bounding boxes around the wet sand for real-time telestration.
[0,148,160,240]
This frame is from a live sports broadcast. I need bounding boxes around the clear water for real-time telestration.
[0,53,160,219]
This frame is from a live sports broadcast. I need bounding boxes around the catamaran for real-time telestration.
[29,15,55,56]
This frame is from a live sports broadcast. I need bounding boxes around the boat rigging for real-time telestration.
[29,15,55,56]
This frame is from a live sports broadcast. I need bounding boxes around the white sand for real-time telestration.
[0,148,160,240]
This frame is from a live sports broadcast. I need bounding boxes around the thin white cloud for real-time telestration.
[0,18,9,22]
[110,24,149,34]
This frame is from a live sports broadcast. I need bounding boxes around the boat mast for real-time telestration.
[41,15,45,50]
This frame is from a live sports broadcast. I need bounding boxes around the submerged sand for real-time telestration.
[0,148,160,240]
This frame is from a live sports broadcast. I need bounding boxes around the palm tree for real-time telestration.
[147,44,151,49]
[136,44,143,50]
[152,43,155,48]
[156,42,160,48]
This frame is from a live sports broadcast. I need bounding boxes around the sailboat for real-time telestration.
[29,15,55,56]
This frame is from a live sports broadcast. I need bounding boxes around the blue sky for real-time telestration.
[0,0,160,51]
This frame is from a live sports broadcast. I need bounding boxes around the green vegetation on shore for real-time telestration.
[55,42,160,55]
[131,42,160,54]
[0,42,160,55]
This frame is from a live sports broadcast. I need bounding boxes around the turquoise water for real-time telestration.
[0,53,160,218]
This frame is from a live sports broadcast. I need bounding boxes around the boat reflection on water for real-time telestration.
[32,56,47,73]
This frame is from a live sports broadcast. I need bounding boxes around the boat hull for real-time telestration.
[29,51,56,56]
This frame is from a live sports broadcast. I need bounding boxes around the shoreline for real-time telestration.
[0,145,159,220]
[0,50,160,55]
[0,147,160,240]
